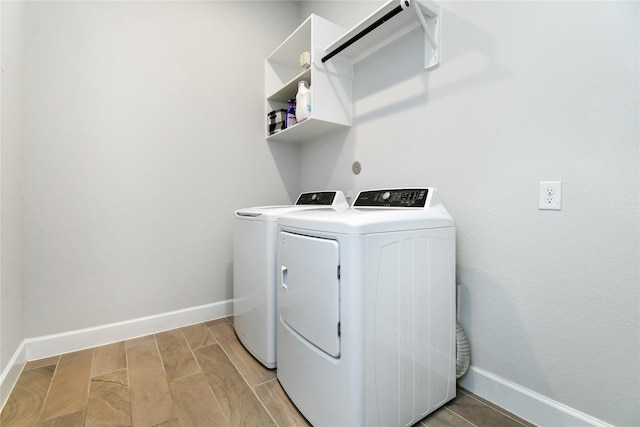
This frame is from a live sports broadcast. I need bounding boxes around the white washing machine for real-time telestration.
[233,191,348,369]
[276,188,456,426]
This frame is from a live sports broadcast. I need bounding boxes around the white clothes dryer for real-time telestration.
[233,191,348,368]
[276,188,456,426]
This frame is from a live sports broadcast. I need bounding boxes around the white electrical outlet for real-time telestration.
[539,181,562,210]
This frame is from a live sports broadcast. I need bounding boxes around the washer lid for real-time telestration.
[235,191,349,221]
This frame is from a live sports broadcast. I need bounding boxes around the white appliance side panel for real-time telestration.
[278,231,341,357]
[366,237,403,426]
[424,230,457,413]
[365,227,456,426]
[233,219,278,367]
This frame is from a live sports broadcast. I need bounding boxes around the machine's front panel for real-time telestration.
[278,231,341,358]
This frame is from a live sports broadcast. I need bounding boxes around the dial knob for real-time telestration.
[311,194,318,200]
[382,191,391,200]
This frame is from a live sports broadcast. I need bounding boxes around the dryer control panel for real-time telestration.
[296,192,337,205]
[353,189,429,208]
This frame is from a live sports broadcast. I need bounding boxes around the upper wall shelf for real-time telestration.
[265,15,353,143]
[322,0,440,70]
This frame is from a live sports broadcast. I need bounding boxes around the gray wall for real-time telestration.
[299,1,639,426]
[0,1,25,377]
[2,1,301,338]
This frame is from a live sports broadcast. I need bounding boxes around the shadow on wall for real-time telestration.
[297,128,355,192]
[457,266,553,398]
[273,8,511,195]
[267,141,301,202]
[352,8,510,126]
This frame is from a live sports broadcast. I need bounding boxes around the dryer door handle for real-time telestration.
[281,266,288,289]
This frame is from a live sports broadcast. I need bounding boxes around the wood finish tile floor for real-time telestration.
[1,317,535,427]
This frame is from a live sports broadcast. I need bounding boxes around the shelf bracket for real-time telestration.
[413,0,440,70]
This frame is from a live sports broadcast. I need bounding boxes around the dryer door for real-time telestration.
[278,231,340,358]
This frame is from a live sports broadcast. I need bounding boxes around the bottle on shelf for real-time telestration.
[295,80,311,122]
[286,99,297,128]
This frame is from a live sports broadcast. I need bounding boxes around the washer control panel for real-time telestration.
[353,189,429,208]
[295,192,337,205]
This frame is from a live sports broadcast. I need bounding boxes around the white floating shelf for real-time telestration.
[266,119,349,143]
[322,0,440,70]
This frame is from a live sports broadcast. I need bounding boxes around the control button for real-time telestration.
[311,194,317,200]
[382,191,391,200]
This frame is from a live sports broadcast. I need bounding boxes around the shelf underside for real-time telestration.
[266,118,348,143]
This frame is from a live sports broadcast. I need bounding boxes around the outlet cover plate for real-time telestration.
[539,181,562,210]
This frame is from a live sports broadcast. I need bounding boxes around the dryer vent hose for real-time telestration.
[456,321,471,379]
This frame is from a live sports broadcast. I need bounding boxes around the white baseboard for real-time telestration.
[25,299,233,361]
[0,341,27,411]
[458,366,613,427]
